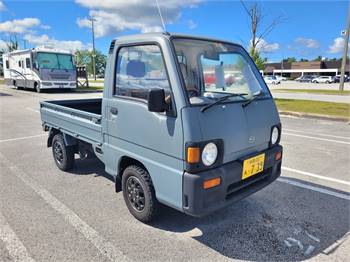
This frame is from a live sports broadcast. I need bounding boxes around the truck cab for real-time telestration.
[40,33,282,222]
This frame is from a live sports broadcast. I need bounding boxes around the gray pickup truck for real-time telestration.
[40,33,282,222]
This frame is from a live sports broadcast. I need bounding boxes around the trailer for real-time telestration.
[2,47,77,92]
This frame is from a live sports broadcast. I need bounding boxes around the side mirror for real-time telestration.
[148,88,166,112]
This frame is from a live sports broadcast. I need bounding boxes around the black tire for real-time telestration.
[34,82,41,93]
[122,165,158,223]
[52,134,75,171]
[326,81,330,84]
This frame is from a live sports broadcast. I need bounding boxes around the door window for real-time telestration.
[25,58,31,68]
[115,45,171,101]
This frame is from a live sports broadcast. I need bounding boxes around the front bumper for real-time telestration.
[40,81,76,89]
[183,145,282,217]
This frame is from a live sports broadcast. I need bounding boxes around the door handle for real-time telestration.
[110,107,118,115]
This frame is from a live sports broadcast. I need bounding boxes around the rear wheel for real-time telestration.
[122,165,158,223]
[34,82,41,93]
[326,81,330,84]
[52,134,75,171]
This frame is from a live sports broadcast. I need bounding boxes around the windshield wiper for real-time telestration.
[242,91,264,108]
[201,93,248,112]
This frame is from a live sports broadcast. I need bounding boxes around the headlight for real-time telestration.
[202,142,218,166]
[271,126,279,145]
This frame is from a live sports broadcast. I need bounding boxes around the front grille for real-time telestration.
[49,74,70,80]
[226,167,272,200]
[53,82,68,85]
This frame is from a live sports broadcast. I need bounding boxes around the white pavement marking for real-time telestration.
[0,213,35,262]
[0,134,45,143]
[282,166,350,186]
[284,128,350,140]
[0,153,130,262]
[283,132,350,145]
[25,107,40,114]
[278,178,350,201]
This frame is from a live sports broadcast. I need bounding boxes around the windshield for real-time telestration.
[37,52,74,70]
[172,38,270,104]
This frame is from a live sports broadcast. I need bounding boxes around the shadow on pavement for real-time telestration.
[67,157,350,261]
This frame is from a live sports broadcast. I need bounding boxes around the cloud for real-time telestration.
[40,24,51,30]
[328,37,349,54]
[75,0,202,37]
[252,39,279,53]
[0,1,5,11]
[0,18,41,34]
[295,37,319,48]
[188,20,197,29]
[24,34,90,52]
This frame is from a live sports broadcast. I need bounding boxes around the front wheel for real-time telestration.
[122,165,159,223]
[52,134,75,171]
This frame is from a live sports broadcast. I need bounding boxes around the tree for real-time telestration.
[240,1,286,56]
[75,49,107,76]
[6,36,19,52]
[283,57,297,63]
[249,47,266,70]
[299,58,309,62]
[313,56,323,62]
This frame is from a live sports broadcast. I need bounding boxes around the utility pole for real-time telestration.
[89,17,97,81]
[339,5,350,91]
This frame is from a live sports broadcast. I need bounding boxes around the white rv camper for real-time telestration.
[2,47,77,92]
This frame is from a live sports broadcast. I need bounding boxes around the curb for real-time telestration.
[279,110,350,123]
[75,89,103,93]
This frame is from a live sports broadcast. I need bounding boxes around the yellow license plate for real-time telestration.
[242,153,265,180]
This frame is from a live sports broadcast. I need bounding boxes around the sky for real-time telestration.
[0,0,349,62]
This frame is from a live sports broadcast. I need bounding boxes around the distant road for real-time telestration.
[271,91,350,103]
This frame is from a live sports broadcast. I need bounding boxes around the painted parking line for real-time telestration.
[0,153,131,262]
[278,178,350,201]
[0,134,45,143]
[0,213,35,262]
[282,166,350,186]
[283,132,350,145]
[25,107,40,114]
[284,128,350,140]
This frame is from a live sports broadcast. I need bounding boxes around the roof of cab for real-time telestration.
[113,32,242,47]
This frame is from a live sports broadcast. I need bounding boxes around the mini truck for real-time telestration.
[40,33,283,222]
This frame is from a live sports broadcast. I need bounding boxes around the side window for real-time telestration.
[115,44,170,101]
[5,60,9,69]
[18,61,21,67]
[25,58,31,68]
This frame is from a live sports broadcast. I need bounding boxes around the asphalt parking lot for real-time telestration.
[0,85,349,262]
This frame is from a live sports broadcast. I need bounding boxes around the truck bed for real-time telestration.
[40,98,103,144]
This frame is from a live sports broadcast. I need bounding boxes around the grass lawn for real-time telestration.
[275,99,350,119]
[89,79,104,83]
[77,86,103,91]
[274,89,350,95]
[0,79,4,85]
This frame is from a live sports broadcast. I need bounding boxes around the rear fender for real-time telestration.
[47,128,77,147]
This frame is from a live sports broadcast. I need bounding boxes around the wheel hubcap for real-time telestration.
[53,142,64,163]
[126,176,145,212]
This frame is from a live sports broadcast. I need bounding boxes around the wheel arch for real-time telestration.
[116,156,149,192]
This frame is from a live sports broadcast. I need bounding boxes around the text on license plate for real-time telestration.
[242,153,265,180]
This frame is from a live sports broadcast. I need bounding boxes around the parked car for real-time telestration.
[264,75,281,85]
[333,75,349,83]
[298,75,316,82]
[275,75,287,81]
[312,76,334,84]
[40,33,282,223]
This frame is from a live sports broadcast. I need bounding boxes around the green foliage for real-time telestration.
[75,49,107,76]
[283,57,297,63]
[249,47,266,70]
